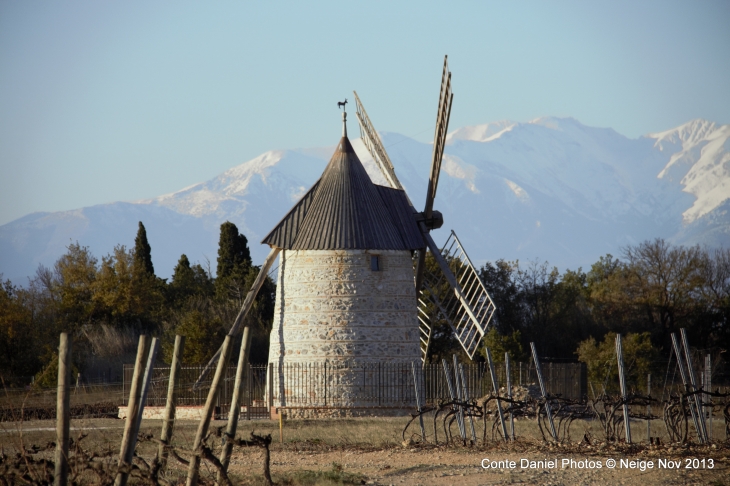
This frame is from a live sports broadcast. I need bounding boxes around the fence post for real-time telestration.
[219,326,252,480]
[54,333,71,486]
[115,335,149,486]
[159,335,185,468]
[681,329,709,442]
[615,334,632,444]
[324,361,328,407]
[268,363,274,411]
[186,334,234,486]
[530,342,558,442]
[484,348,508,442]
[505,353,515,440]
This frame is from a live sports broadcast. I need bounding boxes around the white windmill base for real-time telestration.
[266,249,421,417]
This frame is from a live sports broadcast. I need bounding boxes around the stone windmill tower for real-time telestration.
[197,57,496,417]
[261,111,424,371]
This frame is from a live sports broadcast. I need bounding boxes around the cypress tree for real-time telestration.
[134,221,155,276]
[216,222,251,280]
[170,254,194,300]
[216,222,251,299]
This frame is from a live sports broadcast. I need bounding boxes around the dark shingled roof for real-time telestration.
[260,180,320,249]
[261,136,423,250]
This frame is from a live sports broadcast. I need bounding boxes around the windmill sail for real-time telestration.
[353,56,497,363]
[424,56,453,219]
[418,231,495,360]
[353,91,404,191]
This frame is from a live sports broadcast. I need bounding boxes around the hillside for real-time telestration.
[1,117,728,283]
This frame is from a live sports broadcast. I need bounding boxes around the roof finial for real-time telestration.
[337,98,348,138]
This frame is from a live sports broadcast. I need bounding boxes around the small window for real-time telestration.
[370,255,380,271]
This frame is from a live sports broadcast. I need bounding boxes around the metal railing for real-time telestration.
[122,361,588,416]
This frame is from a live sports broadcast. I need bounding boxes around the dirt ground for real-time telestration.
[230,446,728,486]
[1,417,728,485]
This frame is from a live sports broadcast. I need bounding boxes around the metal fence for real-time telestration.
[123,364,269,419]
[123,361,587,416]
[422,361,586,403]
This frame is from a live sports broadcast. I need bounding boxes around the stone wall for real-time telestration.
[267,249,421,412]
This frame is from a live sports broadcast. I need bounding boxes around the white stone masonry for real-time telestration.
[266,249,421,411]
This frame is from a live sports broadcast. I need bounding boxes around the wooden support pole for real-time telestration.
[530,342,558,441]
[505,352,515,440]
[194,248,280,389]
[218,326,251,481]
[115,335,149,486]
[484,347,508,442]
[615,334,632,444]
[159,335,185,468]
[133,337,160,434]
[54,333,71,486]
[186,334,234,486]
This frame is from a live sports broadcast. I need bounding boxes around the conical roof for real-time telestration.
[262,135,423,250]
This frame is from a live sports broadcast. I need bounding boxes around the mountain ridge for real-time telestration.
[1,117,727,284]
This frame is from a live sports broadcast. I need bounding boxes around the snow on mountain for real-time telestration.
[651,119,730,223]
[1,117,728,284]
[445,120,517,143]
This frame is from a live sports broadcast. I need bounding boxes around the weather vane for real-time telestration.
[337,98,348,111]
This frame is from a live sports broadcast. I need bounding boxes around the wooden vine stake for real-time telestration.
[484,347,508,442]
[115,335,149,486]
[54,333,71,486]
[458,363,477,443]
[681,328,709,442]
[670,333,704,443]
[159,335,185,468]
[530,342,558,441]
[218,326,252,481]
[411,361,426,442]
[441,359,466,442]
[186,334,234,486]
[704,354,712,441]
[646,373,651,442]
[615,334,632,444]
[505,352,515,440]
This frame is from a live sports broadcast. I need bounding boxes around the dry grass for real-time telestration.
[0,415,728,485]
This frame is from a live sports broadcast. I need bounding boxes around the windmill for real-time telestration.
[354,56,496,361]
[192,56,495,421]
[183,59,498,479]
[196,56,495,380]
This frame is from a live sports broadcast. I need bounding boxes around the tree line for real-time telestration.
[1,225,727,391]
[425,239,729,391]
[0,221,274,386]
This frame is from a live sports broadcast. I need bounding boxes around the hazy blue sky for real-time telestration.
[1,1,729,226]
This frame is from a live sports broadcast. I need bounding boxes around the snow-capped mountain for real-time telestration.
[1,117,728,284]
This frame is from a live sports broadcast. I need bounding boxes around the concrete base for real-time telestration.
[118,406,220,420]
[273,406,413,419]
